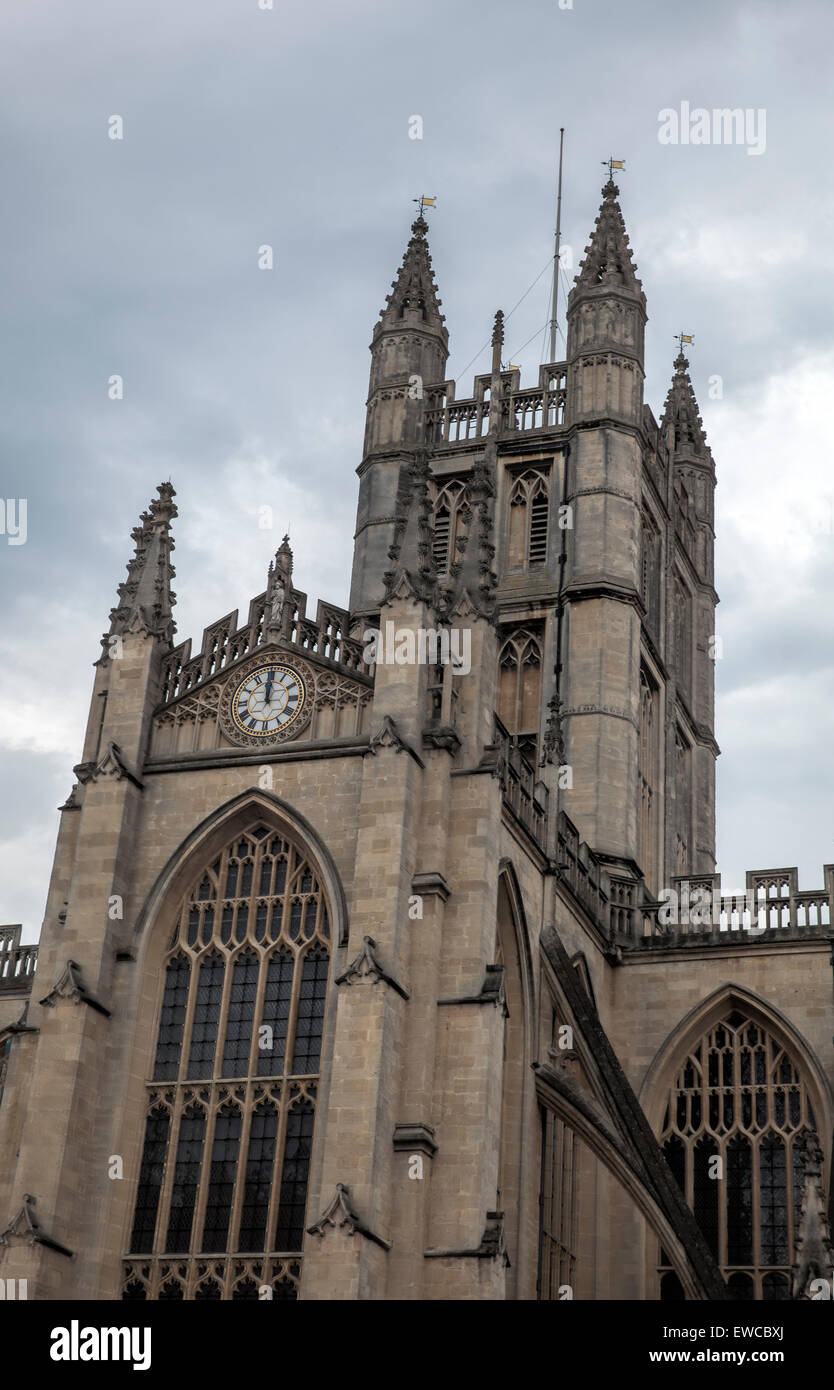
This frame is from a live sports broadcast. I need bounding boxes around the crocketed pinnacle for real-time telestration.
[660,351,711,458]
[377,215,447,340]
[106,483,177,647]
[571,179,644,298]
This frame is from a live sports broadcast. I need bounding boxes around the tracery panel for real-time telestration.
[123,821,332,1300]
[658,1009,820,1300]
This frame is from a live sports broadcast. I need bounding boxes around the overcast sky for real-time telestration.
[2,0,834,942]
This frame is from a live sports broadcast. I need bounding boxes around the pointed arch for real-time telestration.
[119,791,347,1300]
[431,481,468,575]
[131,789,349,958]
[639,985,833,1141]
[497,627,543,764]
[495,861,536,1294]
[639,985,832,1300]
[506,468,550,570]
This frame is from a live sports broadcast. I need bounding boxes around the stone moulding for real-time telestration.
[73,741,144,791]
[336,937,409,1000]
[424,1211,509,1264]
[366,715,425,767]
[438,963,506,1012]
[0,1002,38,1043]
[392,1122,437,1157]
[39,960,111,1018]
[0,1195,74,1259]
[306,1184,391,1251]
[410,870,450,903]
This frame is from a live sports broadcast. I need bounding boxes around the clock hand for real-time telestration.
[264,671,274,704]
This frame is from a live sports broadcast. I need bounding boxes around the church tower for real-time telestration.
[560,175,649,876]
[2,176,830,1310]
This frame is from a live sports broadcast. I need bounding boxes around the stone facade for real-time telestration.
[0,182,831,1302]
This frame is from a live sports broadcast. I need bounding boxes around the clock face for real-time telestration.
[229,663,307,740]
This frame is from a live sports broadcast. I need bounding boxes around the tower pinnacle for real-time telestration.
[571,179,644,297]
[106,483,177,649]
[376,216,447,339]
[661,350,711,458]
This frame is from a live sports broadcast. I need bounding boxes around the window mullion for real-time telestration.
[266,1084,288,1251]
[192,1092,219,1254]
[751,1134,762,1281]
[155,1087,185,1255]
[229,1082,256,1254]
[717,1139,728,1271]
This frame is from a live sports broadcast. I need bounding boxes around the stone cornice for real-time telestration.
[144,735,370,776]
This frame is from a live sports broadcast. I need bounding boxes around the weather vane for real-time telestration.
[413,195,437,216]
[601,157,626,180]
[674,332,695,351]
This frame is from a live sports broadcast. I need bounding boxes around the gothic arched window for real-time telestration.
[498,629,542,766]
[507,469,550,571]
[658,1009,820,1301]
[122,821,331,1301]
[432,482,468,574]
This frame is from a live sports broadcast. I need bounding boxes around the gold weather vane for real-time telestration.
[602,157,626,180]
[675,332,695,350]
[413,195,437,216]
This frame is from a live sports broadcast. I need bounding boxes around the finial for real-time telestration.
[491,309,504,374]
[275,533,293,580]
[600,156,625,199]
[674,332,694,372]
[410,195,436,238]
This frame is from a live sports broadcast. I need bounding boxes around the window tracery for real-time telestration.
[507,469,550,570]
[123,821,331,1300]
[658,1010,820,1301]
[498,628,543,765]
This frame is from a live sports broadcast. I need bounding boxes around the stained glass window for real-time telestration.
[658,1010,819,1299]
[123,821,331,1300]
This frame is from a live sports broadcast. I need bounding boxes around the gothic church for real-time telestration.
[1,178,832,1301]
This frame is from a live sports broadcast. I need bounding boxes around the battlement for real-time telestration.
[159,588,372,707]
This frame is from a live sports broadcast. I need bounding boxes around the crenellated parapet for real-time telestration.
[159,589,372,708]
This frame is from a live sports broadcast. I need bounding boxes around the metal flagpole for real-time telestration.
[549,128,565,365]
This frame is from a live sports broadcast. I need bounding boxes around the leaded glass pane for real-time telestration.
[165,1105,207,1253]
[201,1103,242,1253]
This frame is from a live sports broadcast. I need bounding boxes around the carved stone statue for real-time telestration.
[270,577,286,628]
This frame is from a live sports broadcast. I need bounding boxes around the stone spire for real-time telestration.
[106,483,177,648]
[565,180,646,423]
[350,215,449,621]
[571,178,644,298]
[660,349,712,459]
[376,214,447,340]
